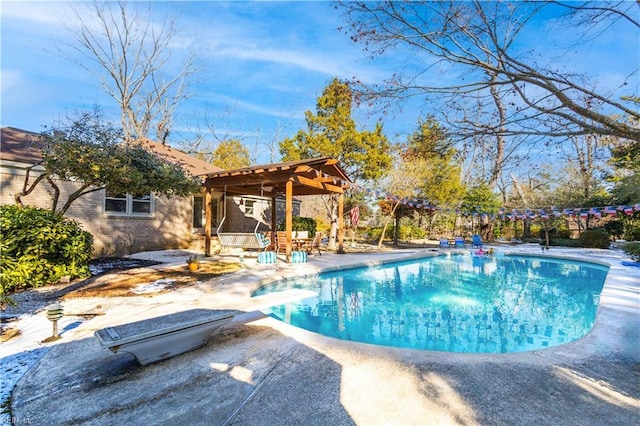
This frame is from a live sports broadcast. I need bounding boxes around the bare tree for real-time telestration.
[376,155,429,248]
[450,81,534,190]
[179,107,262,166]
[62,1,201,143]
[339,1,640,142]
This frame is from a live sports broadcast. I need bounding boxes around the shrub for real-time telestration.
[577,229,610,249]
[397,224,427,240]
[604,220,624,240]
[278,216,317,236]
[366,225,426,242]
[367,226,384,241]
[624,226,640,242]
[539,227,571,240]
[547,238,581,248]
[0,205,93,298]
[623,242,640,262]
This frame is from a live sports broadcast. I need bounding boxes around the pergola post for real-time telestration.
[204,187,212,256]
[285,179,293,262]
[270,194,277,249]
[337,191,345,253]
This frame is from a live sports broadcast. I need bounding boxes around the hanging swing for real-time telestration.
[215,186,270,251]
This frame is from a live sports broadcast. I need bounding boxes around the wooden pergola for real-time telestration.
[201,157,352,261]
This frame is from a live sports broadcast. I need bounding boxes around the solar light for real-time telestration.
[46,303,64,339]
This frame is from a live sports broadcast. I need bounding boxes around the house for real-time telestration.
[0,127,301,257]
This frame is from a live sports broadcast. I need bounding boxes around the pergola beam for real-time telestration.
[293,175,344,193]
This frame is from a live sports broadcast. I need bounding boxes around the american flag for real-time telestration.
[350,206,360,227]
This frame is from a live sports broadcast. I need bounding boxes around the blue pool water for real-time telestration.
[252,252,609,353]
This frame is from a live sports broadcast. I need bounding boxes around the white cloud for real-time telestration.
[0,1,66,25]
[1,69,23,97]
[216,44,342,76]
[205,91,300,119]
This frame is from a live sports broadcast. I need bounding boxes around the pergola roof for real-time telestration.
[201,157,352,197]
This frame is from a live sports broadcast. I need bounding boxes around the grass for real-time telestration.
[65,260,242,298]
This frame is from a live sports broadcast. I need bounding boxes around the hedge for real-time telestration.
[623,242,640,262]
[0,205,93,301]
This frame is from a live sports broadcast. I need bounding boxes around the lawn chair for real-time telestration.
[305,231,323,256]
[472,234,483,248]
[439,238,450,248]
[454,237,465,248]
[276,231,289,254]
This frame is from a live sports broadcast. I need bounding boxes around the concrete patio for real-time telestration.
[8,245,640,425]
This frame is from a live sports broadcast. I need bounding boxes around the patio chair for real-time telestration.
[305,231,323,256]
[439,238,450,248]
[454,237,465,248]
[472,234,483,248]
[276,231,289,254]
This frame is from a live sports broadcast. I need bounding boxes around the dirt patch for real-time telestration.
[65,261,242,298]
[0,325,21,342]
[2,258,241,316]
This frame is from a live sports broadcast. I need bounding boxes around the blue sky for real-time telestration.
[2,1,638,165]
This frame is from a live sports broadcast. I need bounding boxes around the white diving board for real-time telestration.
[94,309,238,365]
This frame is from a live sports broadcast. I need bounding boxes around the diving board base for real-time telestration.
[94,309,238,365]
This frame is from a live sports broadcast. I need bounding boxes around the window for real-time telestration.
[104,191,127,213]
[105,190,154,216]
[131,192,152,214]
[193,196,218,228]
[244,199,255,215]
[193,196,204,228]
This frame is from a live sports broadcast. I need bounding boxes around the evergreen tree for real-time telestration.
[280,78,391,182]
[280,78,392,247]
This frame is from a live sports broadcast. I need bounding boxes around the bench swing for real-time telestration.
[215,187,271,252]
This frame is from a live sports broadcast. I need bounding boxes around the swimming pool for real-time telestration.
[252,252,609,353]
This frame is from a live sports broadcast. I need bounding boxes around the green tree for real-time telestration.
[280,78,392,247]
[461,184,501,240]
[280,78,391,182]
[212,139,251,170]
[404,117,465,206]
[608,123,640,240]
[400,118,466,235]
[404,116,451,159]
[14,109,201,215]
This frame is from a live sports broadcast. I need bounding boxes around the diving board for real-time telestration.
[94,309,238,365]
